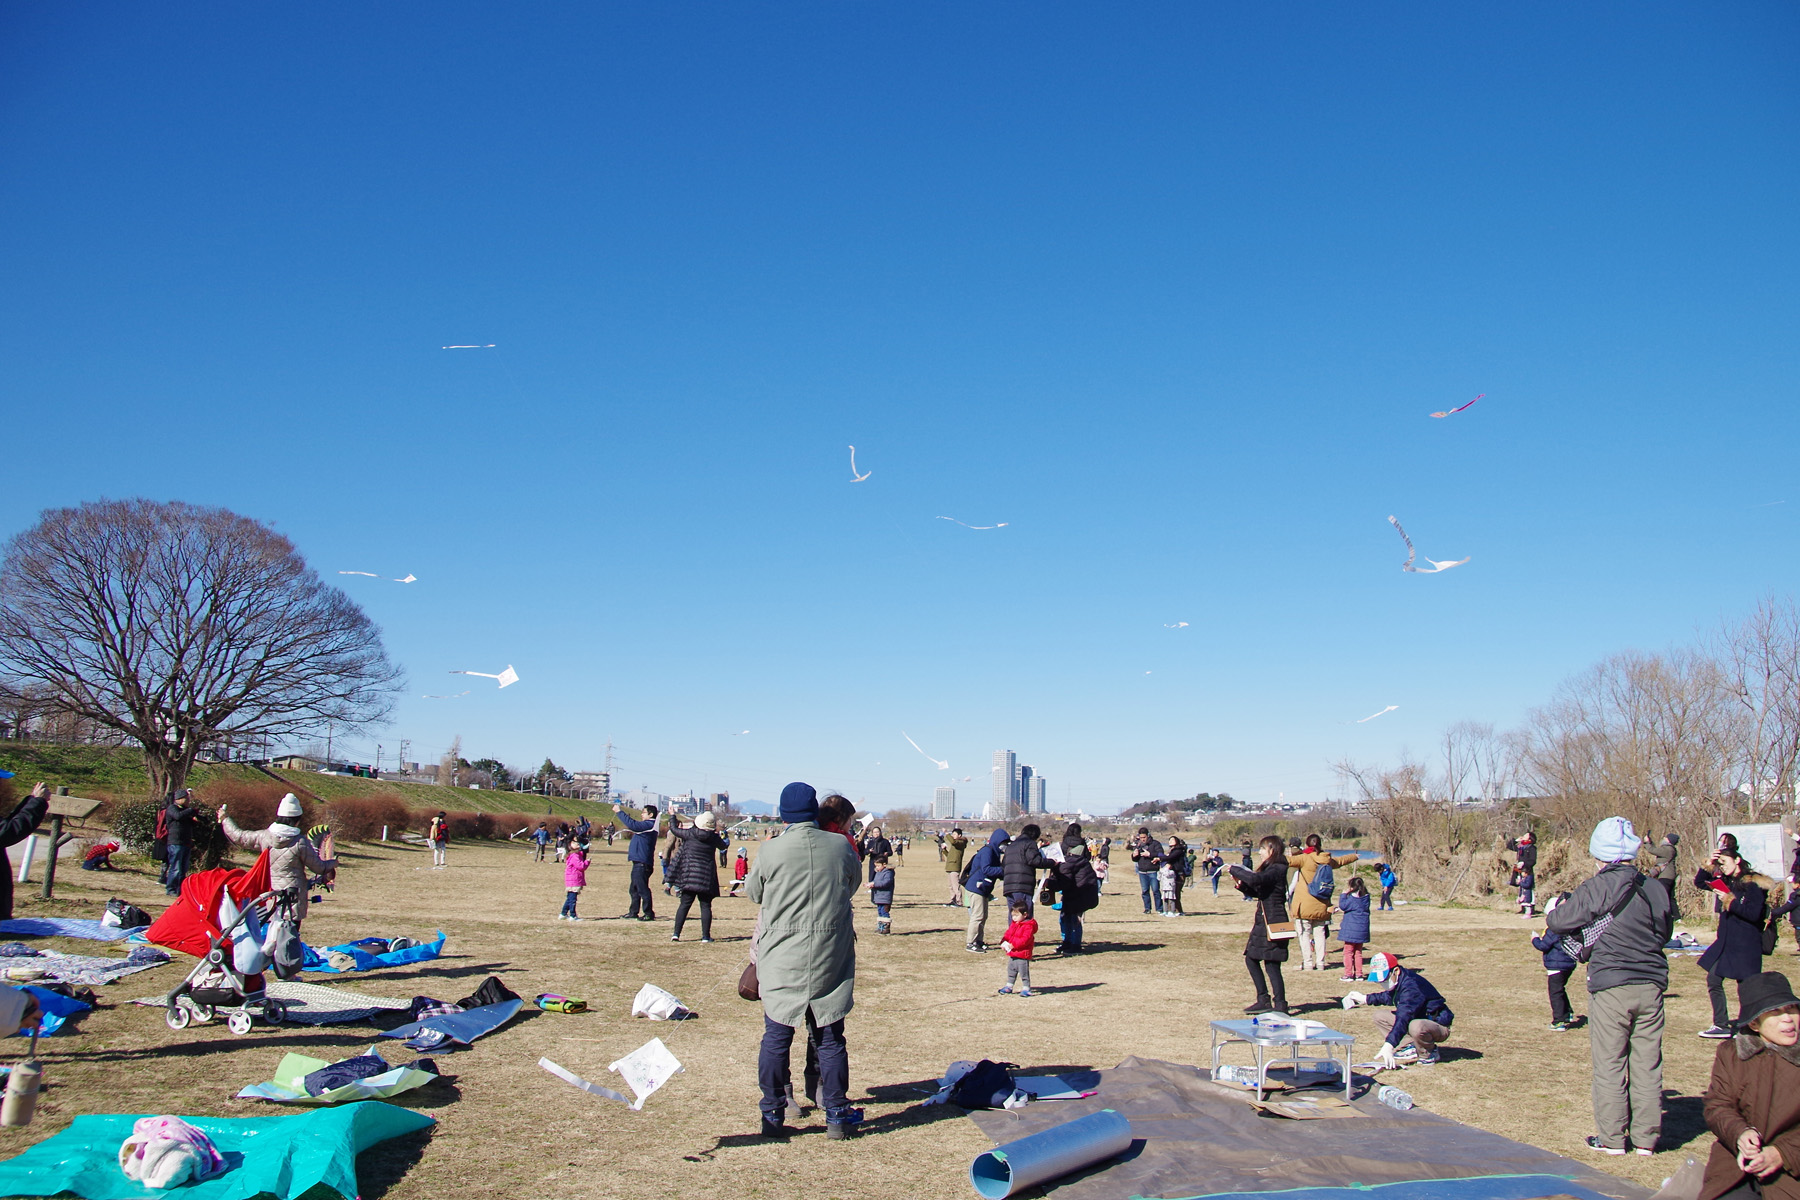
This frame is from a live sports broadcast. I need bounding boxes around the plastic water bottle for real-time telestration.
[1377,1085,1413,1111]
[1213,1064,1247,1084]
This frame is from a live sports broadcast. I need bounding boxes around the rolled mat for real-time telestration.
[970,1108,1133,1199]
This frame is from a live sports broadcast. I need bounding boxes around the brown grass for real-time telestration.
[0,841,1749,1199]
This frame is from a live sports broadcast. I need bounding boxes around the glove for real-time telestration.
[1374,1042,1399,1070]
[1341,991,1367,1009]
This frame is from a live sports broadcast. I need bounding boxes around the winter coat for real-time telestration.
[1336,891,1371,944]
[1508,838,1539,874]
[869,867,895,907]
[564,853,589,889]
[964,830,1010,897]
[1001,837,1049,899]
[616,813,659,865]
[1292,850,1359,922]
[943,834,968,874]
[745,821,859,1028]
[163,801,201,849]
[1544,863,1672,994]
[1230,859,1291,962]
[1531,930,1578,973]
[1047,837,1100,916]
[859,835,892,879]
[671,827,726,898]
[0,790,48,921]
[1002,917,1037,959]
[1695,869,1769,982]
[427,816,448,844]
[1378,864,1397,890]
[1368,969,1454,1045]
[220,819,334,920]
[1166,839,1190,877]
[1700,1031,1800,1200]
[1651,841,1679,883]
[1130,837,1164,874]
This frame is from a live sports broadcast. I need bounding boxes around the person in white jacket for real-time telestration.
[216,794,336,921]
[0,986,39,1036]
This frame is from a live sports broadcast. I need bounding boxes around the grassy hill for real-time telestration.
[0,743,614,822]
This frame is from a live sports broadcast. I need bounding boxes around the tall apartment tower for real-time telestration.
[991,750,1017,819]
[1016,764,1034,818]
[932,786,956,819]
[1030,775,1048,813]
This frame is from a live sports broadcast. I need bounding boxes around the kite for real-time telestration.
[338,571,416,583]
[1164,622,1189,629]
[1388,516,1469,573]
[733,730,749,736]
[902,732,949,770]
[1429,393,1485,419]
[848,445,871,483]
[1355,706,1399,723]
[441,344,496,350]
[450,665,520,688]
[936,517,1009,530]
[422,691,470,700]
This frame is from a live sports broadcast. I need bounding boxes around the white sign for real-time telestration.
[1716,823,1788,879]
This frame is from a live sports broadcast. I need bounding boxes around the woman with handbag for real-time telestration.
[1229,835,1293,1015]
[1695,849,1772,1040]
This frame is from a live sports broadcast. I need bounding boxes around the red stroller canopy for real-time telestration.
[144,850,272,959]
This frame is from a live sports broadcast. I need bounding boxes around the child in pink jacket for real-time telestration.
[559,846,589,920]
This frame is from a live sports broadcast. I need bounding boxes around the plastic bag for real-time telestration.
[630,983,692,1021]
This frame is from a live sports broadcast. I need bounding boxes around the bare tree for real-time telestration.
[1715,595,1800,821]
[0,499,403,797]
[1333,756,1429,863]
[439,735,462,789]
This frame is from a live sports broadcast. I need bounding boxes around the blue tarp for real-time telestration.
[1167,1176,1622,1200]
[0,918,131,942]
[301,932,445,973]
[379,998,522,1047]
[14,984,91,1037]
[0,1101,434,1199]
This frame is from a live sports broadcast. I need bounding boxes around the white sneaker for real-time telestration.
[1392,1045,1420,1063]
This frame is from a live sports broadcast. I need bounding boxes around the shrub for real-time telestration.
[323,794,413,842]
[444,810,496,840]
[496,813,544,840]
[110,798,229,869]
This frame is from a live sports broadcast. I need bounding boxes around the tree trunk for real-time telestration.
[142,746,195,800]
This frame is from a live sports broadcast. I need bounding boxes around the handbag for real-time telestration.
[737,961,759,1001]
[1266,920,1298,941]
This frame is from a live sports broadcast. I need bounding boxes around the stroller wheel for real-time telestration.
[165,1003,191,1031]
[227,1010,253,1035]
[191,1004,215,1025]
[265,1000,287,1025]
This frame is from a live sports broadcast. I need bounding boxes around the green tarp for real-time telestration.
[0,1101,433,1199]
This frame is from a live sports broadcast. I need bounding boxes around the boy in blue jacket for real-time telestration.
[1344,957,1454,1067]
[963,829,1010,953]
[1530,892,1580,1031]
[867,856,895,935]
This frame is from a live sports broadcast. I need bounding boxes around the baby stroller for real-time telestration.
[143,850,298,1036]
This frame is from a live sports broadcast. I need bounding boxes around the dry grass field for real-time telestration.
[0,835,1763,1200]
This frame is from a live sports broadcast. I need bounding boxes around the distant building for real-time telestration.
[570,770,610,799]
[271,754,324,771]
[980,798,1006,822]
[709,792,731,813]
[1017,764,1034,817]
[933,786,956,819]
[1029,775,1047,814]
[992,750,1017,819]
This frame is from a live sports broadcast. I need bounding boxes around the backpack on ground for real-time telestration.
[1308,862,1336,901]
[947,1059,1019,1109]
[102,899,152,929]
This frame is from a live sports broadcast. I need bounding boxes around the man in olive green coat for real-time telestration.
[943,828,969,906]
[747,782,862,1139]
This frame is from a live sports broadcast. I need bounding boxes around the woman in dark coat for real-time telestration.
[0,783,49,921]
[1699,971,1800,1200]
[1229,834,1291,1015]
[1695,848,1770,1039]
[1046,823,1100,954]
[670,812,727,942]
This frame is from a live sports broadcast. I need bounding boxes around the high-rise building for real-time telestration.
[1030,776,1047,813]
[991,750,1017,819]
[1016,764,1033,818]
[933,786,956,819]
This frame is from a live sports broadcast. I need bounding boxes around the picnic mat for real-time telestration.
[301,932,446,973]
[966,1057,1652,1200]
[131,981,412,1026]
[0,1101,433,1199]
[0,948,170,989]
[0,918,132,942]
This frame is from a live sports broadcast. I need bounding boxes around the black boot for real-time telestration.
[1244,996,1271,1014]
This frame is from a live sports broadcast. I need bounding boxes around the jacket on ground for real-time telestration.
[964,830,1010,897]
[1544,862,1672,994]
[1230,859,1290,963]
[1700,1032,1800,1200]
[1368,969,1454,1045]
[746,820,860,1028]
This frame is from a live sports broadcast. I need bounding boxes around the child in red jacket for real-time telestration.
[997,902,1037,998]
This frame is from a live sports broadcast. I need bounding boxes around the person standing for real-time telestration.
[963,829,1009,953]
[1291,835,1359,972]
[531,822,550,862]
[747,783,862,1140]
[858,825,892,883]
[1694,847,1771,1040]
[942,828,968,907]
[1165,835,1190,915]
[427,811,449,869]
[1046,823,1099,953]
[1130,828,1165,914]
[1230,835,1292,1015]
[1000,824,1049,918]
[1651,833,1680,910]
[1378,860,1398,911]
[1206,846,1225,897]
[1508,833,1540,917]
[613,802,661,921]
[560,842,589,920]
[1544,816,1674,1157]
[0,784,50,920]
[217,794,335,928]
[161,789,202,896]
[670,811,726,943]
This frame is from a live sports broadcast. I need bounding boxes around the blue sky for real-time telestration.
[2,3,1796,815]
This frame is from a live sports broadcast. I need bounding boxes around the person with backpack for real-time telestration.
[942,828,968,906]
[963,829,1010,953]
[427,811,449,869]
[1694,846,1771,1040]
[1543,816,1675,1157]
[1378,861,1398,911]
[1292,835,1360,973]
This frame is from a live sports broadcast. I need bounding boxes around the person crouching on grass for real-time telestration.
[867,856,895,935]
[998,902,1036,997]
[560,842,589,920]
[1343,956,1455,1068]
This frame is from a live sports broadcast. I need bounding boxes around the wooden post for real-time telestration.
[39,793,102,903]
[38,816,62,901]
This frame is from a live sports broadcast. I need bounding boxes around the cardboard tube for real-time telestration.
[13,837,34,884]
[2,1062,41,1127]
[969,1108,1133,1199]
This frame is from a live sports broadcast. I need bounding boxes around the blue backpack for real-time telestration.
[1307,862,1335,901]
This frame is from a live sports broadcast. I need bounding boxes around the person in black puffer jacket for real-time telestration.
[670,811,727,943]
[1001,824,1050,917]
[858,825,892,883]
[1229,834,1291,1015]
[1044,823,1099,953]
[1693,848,1770,1039]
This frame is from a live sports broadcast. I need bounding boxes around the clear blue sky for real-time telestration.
[2,3,1796,815]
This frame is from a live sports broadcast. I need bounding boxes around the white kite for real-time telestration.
[1164,622,1189,629]
[451,665,520,688]
[338,571,416,583]
[441,344,496,350]
[848,445,871,483]
[937,516,1008,530]
[421,691,470,700]
[733,730,749,736]
[1355,705,1399,723]
[541,1038,683,1111]
[1387,516,1468,574]
[902,732,949,770]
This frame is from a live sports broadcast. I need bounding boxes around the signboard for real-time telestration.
[1715,823,1790,879]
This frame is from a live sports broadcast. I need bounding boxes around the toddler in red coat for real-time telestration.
[997,903,1037,998]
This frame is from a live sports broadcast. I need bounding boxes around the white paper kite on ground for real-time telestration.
[451,665,520,688]
[848,445,871,483]
[630,983,691,1021]
[441,344,496,349]
[1429,393,1485,419]
[1387,516,1469,574]
[1355,706,1398,723]
[1164,622,1189,629]
[539,1058,631,1106]
[422,691,471,700]
[936,516,1008,530]
[902,732,949,770]
[609,1037,683,1110]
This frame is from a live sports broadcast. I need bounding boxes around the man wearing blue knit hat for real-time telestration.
[1545,815,1674,1157]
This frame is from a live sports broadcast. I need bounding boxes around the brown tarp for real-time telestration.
[967,1057,1653,1200]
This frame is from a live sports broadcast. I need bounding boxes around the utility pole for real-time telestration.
[603,739,614,804]
[376,744,383,774]
[398,739,411,777]
[326,721,334,764]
